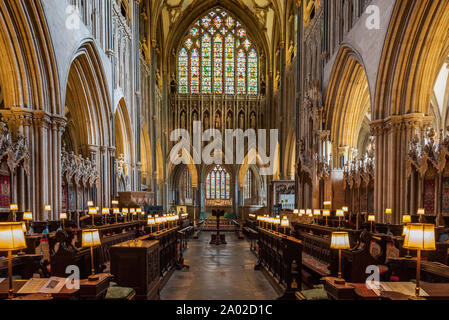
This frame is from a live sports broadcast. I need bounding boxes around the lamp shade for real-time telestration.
[136,208,142,214]
[293,209,299,214]
[45,205,51,211]
[87,201,94,207]
[322,210,331,217]
[280,217,289,228]
[147,217,155,225]
[331,232,350,250]
[385,208,392,215]
[23,212,33,221]
[102,208,110,215]
[0,223,27,251]
[417,208,425,215]
[342,206,349,212]
[10,204,18,211]
[122,208,129,214]
[299,209,306,216]
[403,223,436,251]
[111,200,119,206]
[306,209,312,215]
[313,209,321,216]
[336,210,344,217]
[402,215,412,224]
[324,201,332,207]
[113,208,120,214]
[88,208,97,215]
[59,212,67,220]
[368,215,375,222]
[81,229,101,248]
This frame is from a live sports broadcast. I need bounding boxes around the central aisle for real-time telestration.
[160,232,279,300]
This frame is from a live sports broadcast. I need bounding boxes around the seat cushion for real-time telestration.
[105,286,135,300]
[300,285,329,300]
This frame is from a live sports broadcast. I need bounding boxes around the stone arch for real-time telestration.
[114,98,133,165]
[325,46,371,165]
[140,124,152,189]
[0,0,60,113]
[283,128,296,180]
[64,40,112,149]
[375,0,449,119]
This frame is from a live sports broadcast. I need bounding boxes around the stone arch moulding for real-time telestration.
[0,0,60,113]
[63,40,113,148]
[115,98,134,165]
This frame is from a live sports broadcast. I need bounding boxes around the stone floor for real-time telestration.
[160,232,279,300]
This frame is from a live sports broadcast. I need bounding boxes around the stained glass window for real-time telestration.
[225,34,235,94]
[244,170,252,200]
[178,48,188,94]
[206,165,231,200]
[237,50,246,94]
[191,49,200,94]
[248,49,258,95]
[177,7,258,95]
[201,34,212,94]
[213,34,223,94]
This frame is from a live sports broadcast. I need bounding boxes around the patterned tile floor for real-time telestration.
[160,232,279,300]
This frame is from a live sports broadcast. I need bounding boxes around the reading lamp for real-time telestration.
[331,231,350,285]
[336,210,344,228]
[280,216,289,234]
[87,201,94,208]
[299,209,305,217]
[417,208,425,223]
[113,208,120,223]
[147,216,155,233]
[59,212,67,228]
[111,200,119,206]
[313,209,321,224]
[0,223,27,298]
[323,210,330,226]
[385,208,392,224]
[293,209,299,215]
[88,207,97,226]
[368,214,375,232]
[45,205,52,220]
[10,204,18,222]
[102,208,110,225]
[23,212,33,233]
[403,224,436,300]
[130,208,136,221]
[82,229,101,281]
[122,208,129,222]
[274,216,281,232]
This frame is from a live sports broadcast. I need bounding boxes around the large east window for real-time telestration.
[177,7,258,95]
[206,165,231,200]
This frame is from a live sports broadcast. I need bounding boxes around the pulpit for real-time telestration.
[210,210,226,245]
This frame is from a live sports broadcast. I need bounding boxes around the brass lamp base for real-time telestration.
[409,295,426,301]
[88,274,99,281]
[334,278,346,285]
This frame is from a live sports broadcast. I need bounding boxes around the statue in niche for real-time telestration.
[192,111,198,122]
[250,113,256,129]
[215,112,221,130]
[204,112,210,131]
[226,112,233,129]
[180,111,186,129]
[239,113,245,130]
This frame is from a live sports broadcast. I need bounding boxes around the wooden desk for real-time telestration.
[323,277,449,300]
[0,279,78,300]
[79,273,112,300]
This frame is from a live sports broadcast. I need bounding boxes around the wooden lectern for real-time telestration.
[210,209,227,245]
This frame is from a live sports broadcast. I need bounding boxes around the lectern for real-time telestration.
[210,209,226,245]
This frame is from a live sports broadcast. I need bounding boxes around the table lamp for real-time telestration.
[0,222,27,298]
[82,229,101,281]
[44,205,52,220]
[323,210,330,226]
[147,216,155,233]
[342,206,349,213]
[403,215,412,224]
[23,212,33,233]
[331,231,350,285]
[87,201,94,208]
[280,216,289,234]
[313,209,321,224]
[59,212,67,228]
[417,208,425,222]
[299,209,305,217]
[403,223,436,299]
[122,208,129,222]
[113,208,120,223]
[155,215,162,232]
[293,209,299,215]
[385,208,392,224]
[88,207,97,226]
[102,208,110,224]
[130,208,136,221]
[336,210,344,228]
[368,214,375,232]
[10,204,18,222]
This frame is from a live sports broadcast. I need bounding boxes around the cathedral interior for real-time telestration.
[0,0,449,304]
